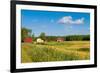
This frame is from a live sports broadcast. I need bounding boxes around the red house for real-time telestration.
[23,37,32,43]
[57,38,64,42]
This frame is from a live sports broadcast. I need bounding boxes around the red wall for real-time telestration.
[24,37,32,43]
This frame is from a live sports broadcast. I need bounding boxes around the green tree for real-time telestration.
[32,33,35,41]
[39,32,46,40]
[21,27,32,42]
[28,29,32,37]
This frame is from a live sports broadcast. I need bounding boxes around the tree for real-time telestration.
[32,33,35,41]
[39,32,46,41]
[27,29,32,37]
[21,27,32,42]
[65,35,90,41]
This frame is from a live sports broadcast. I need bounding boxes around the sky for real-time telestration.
[21,9,90,37]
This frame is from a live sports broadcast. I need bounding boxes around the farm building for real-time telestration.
[23,37,33,43]
[36,38,44,44]
[57,38,64,42]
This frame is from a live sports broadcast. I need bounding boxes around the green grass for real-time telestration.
[21,41,90,63]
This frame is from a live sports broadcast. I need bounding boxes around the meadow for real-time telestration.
[21,41,90,63]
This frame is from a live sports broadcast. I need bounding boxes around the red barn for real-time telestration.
[57,38,64,42]
[23,37,32,43]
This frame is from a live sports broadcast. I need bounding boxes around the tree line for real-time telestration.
[21,27,90,42]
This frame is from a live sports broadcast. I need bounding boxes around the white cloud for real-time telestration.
[58,16,84,25]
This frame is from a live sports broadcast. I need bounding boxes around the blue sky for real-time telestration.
[21,9,90,37]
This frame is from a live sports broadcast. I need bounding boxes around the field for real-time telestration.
[21,41,90,63]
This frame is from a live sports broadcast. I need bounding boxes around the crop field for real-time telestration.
[21,41,90,63]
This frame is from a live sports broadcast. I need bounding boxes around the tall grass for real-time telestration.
[21,41,90,63]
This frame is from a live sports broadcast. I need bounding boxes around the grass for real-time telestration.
[21,41,90,63]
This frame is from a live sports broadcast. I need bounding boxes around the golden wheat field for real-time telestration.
[21,41,90,63]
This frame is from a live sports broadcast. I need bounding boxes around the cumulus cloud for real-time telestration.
[58,16,84,25]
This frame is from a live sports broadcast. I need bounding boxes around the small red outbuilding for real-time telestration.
[57,38,64,42]
[23,37,32,43]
